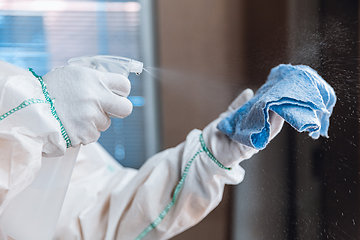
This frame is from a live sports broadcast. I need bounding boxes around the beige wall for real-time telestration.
[157,0,245,239]
[157,0,245,148]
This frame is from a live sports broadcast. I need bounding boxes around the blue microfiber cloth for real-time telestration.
[217,64,337,150]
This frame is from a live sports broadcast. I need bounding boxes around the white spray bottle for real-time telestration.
[0,55,143,240]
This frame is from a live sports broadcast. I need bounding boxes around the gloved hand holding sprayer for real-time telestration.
[0,55,146,239]
[45,56,143,147]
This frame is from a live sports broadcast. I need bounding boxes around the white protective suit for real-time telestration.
[0,60,283,240]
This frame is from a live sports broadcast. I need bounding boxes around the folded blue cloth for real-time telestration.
[217,64,337,150]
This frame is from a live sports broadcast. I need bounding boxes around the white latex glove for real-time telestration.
[203,88,284,168]
[42,65,133,147]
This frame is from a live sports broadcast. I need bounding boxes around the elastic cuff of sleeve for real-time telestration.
[199,132,231,170]
[29,68,72,148]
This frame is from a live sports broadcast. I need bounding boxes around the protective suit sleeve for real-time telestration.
[55,89,274,240]
[0,61,67,216]
[113,129,244,240]
[55,130,244,240]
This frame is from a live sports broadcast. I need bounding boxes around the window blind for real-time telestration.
[0,0,150,169]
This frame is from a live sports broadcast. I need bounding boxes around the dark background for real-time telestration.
[157,0,360,239]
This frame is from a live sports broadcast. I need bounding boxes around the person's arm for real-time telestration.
[108,90,283,240]
[0,61,132,219]
[54,90,283,240]
[54,129,246,240]
[0,61,66,216]
[0,61,283,240]
[109,129,246,240]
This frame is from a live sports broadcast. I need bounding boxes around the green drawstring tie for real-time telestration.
[29,68,72,148]
[135,132,231,240]
[0,99,48,121]
[199,133,232,170]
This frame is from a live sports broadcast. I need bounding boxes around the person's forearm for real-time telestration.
[102,129,244,240]
[0,73,66,218]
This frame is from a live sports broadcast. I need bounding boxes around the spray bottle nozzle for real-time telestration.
[68,55,143,77]
[129,58,144,75]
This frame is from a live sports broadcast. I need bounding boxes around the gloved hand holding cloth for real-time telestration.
[202,89,284,169]
[217,64,336,151]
